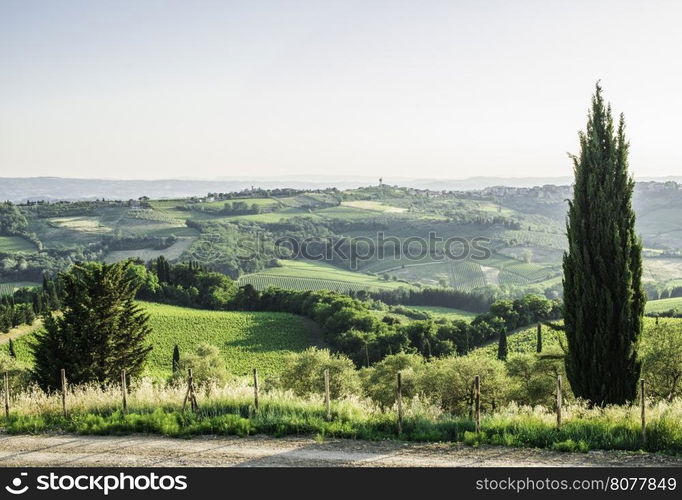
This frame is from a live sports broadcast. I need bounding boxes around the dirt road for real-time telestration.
[0,434,679,467]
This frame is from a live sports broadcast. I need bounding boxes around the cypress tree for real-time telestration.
[536,323,542,353]
[172,344,180,373]
[31,261,152,390]
[563,83,645,406]
[8,338,16,359]
[497,329,508,361]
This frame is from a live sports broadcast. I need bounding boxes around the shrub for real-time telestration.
[641,323,682,401]
[360,353,424,409]
[172,343,231,385]
[277,348,360,399]
[417,354,507,415]
[505,351,568,406]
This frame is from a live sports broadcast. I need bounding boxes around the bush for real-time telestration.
[417,355,507,415]
[172,343,231,386]
[505,351,568,406]
[277,348,360,399]
[360,353,424,409]
[0,352,32,393]
[641,323,682,401]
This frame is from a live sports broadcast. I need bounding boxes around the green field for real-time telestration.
[476,317,682,358]
[0,281,41,296]
[409,305,477,321]
[0,236,36,253]
[4,302,320,378]
[646,297,682,313]
[239,260,412,292]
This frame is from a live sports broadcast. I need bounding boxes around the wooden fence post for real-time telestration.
[396,371,403,435]
[60,368,67,417]
[640,378,646,446]
[253,368,259,411]
[182,368,198,413]
[474,375,480,433]
[556,375,562,428]
[121,369,128,413]
[3,371,9,418]
[323,369,331,421]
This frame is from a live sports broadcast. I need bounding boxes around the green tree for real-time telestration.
[536,323,542,353]
[563,83,645,405]
[172,344,180,374]
[497,329,508,361]
[31,261,152,389]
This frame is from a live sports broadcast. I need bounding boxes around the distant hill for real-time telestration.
[4,175,682,202]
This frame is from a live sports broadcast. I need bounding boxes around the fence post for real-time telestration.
[182,368,198,413]
[474,375,480,433]
[640,378,646,446]
[3,371,9,418]
[324,369,331,421]
[556,375,562,428]
[121,369,128,413]
[253,368,259,411]
[60,368,67,417]
[396,371,403,435]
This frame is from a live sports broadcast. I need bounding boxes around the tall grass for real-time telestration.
[2,379,681,454]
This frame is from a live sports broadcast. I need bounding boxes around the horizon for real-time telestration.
[2,1,682,180]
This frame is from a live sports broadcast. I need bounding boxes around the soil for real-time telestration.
[0,434,679,467]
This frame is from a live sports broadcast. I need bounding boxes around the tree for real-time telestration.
[31,261,152,389]
[172,344,180,374]
[8,338,16,359]
[536,324,542,353]
[497,329,508,361]
[641,324,682,401]
[563,83,645,405]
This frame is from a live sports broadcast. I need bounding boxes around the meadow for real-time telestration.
[0,236,36,253]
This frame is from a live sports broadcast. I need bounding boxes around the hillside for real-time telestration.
[3,182,682,304]
[4,302,323,378]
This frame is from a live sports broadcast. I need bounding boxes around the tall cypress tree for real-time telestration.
[563,83,645,405]
[31,261,152,390]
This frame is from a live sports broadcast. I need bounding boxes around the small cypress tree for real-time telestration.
[497,329,508,361]
[536,323,543,353]
[8,338,16,359]
[172,344,180,373]
[563,83,645,405]
[31,261,152,390]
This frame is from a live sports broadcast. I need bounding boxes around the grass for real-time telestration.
[1,380,681,454]
[0,236,37,253]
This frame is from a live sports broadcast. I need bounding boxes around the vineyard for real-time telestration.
[0,281,41,297]
[5,302,321,377]
[448,260,487,291]
[239,260,409,292]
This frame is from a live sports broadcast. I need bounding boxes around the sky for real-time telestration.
[1,0,681,181]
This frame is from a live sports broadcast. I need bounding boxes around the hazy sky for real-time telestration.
[1,0,681,180]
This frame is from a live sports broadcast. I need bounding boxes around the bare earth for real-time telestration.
[0,434,680,467]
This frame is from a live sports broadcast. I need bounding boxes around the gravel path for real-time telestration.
[0,434,679,467]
